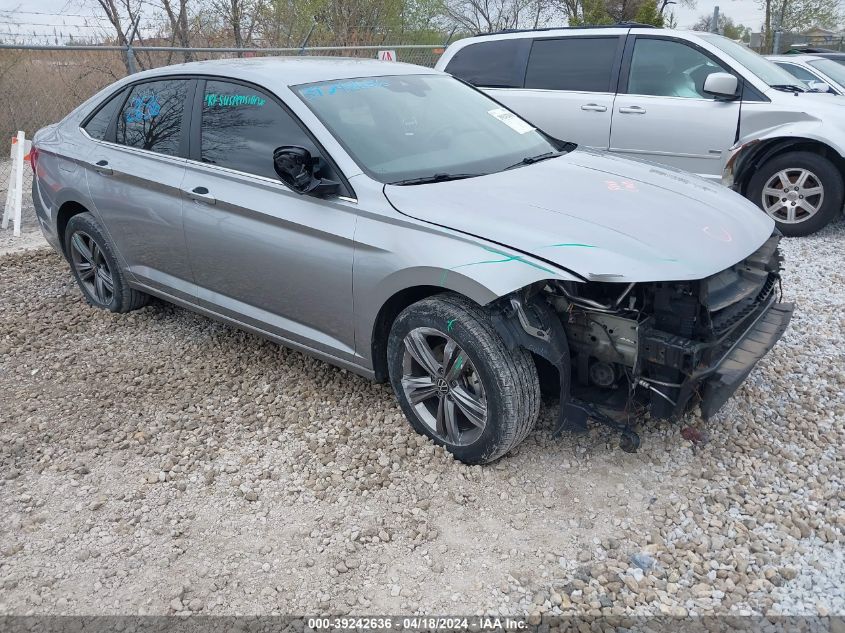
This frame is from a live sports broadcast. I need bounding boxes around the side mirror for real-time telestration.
[807,80,834,94]
[273,146,340,197]
[702,72,739,100]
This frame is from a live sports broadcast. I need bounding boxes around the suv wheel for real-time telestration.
[748,151,843,236]
[387,293,540,464]
[64,212,150,313]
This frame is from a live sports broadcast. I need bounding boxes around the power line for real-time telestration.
[0,10,109,19]
[2,22,110,28]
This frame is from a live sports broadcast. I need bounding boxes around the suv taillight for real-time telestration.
[29,146,38,175]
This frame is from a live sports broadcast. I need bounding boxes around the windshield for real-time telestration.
[808,58,845,88]
[294,74,562,184]
[697,33,803,87]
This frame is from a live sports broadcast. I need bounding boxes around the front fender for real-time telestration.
[353,213,581,369]
[724,120,845,189]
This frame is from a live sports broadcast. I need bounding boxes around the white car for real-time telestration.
[767,54,845,95]
[436,26,845,236]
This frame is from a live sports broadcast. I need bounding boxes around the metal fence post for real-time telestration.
[125,15,141,74]
[299,22,317,56]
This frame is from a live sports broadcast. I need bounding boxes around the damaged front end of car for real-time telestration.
[490,234,794,450]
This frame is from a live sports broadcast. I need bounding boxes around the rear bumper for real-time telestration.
[31,176,62,253]
[698,301,793,418]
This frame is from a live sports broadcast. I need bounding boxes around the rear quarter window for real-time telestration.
[83,89,126,141]
[444,39,527,88]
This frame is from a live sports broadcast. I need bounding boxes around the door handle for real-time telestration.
[185,186,216,205]
[618,105,647,114]
[92,160,112,176]
[581,103,607,112]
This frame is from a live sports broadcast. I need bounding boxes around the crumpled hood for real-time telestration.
[384,149,774,282]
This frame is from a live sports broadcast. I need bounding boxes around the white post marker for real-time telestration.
[377,50,396,62]
[2,131,30,237]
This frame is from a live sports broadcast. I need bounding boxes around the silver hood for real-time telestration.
[384,149,774,282]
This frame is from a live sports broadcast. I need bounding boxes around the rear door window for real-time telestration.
[444,39,528,88]
[116,79,190,156]
[524,37,620,92]
[199,80,317,180]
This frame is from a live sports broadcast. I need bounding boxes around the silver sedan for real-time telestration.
[32,57,793,463]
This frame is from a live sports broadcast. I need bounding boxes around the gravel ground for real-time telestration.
[0,189,842,616]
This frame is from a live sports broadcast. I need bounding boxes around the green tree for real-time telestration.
[634,0,664,27]
[759,0,844,51]
[568,0,613,25]
[692,12,751,40]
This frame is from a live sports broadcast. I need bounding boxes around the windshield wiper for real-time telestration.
[504,151,561,171]
[389,173,483,186]
[770,83,806,93]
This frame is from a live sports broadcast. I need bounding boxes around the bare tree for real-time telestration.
[211,0,266,54]
[90,0,147,72]
[441,0,551,32]
[657,0,695,16]
[159,0,194,61]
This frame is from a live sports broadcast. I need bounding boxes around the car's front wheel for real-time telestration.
[64,212,149,313]
[387,293,540,464]
[748,151,843,236]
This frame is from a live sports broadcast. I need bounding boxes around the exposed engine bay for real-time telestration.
[491,234,794,451]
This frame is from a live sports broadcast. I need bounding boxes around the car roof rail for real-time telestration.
[475,22,658,36]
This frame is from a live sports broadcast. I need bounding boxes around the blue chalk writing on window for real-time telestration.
[301,80,389,100]
[125,93,161,123]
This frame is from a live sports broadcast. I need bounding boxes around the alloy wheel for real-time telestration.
[400,327,488,446]
[761,168,824,224]
[70,230,114,305]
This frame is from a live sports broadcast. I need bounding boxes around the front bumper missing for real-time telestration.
[698,301,793,418]
[641,298,794,420]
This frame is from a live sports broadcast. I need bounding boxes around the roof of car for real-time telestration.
[478,22,657,35]
[443,27,716,50]
[127,56,440,87]
[767,54,826,62]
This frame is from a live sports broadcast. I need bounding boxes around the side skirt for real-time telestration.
[127,281,376,381]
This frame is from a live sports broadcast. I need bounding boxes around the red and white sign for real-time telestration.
[377,50,396,62]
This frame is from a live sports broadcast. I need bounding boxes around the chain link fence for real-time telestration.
[0,43,446,143]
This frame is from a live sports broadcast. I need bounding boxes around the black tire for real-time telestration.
[747,151,843,237]
[64,212,149,313]
[387,293,540,464]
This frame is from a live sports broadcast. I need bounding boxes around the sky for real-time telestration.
[0,0,769,43]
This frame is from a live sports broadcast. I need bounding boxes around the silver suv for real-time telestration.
[436,26,845,236]
[33,58,792,463]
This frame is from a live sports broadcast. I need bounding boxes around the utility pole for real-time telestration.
[772,10,782,54]
[710,6,720,33]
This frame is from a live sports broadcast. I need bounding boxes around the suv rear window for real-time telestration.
[444,39,526,88]
[525,37,619,92]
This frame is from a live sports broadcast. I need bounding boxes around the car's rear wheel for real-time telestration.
[748,151,843,236]
[64,212,149,313]
[387,293,540,464]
